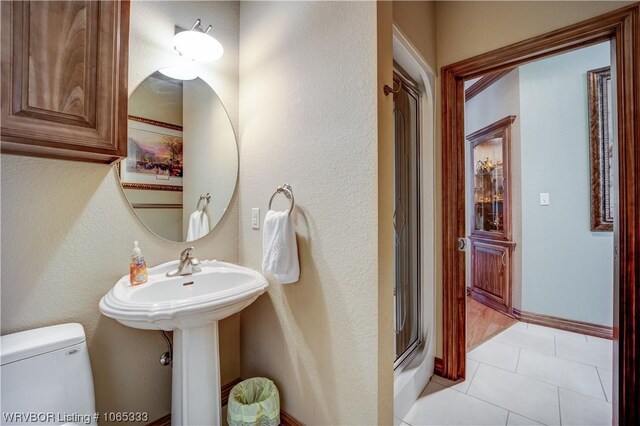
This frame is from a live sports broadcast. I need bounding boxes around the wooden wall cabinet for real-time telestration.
[468,116,516,315]
[1,0,130,164]
[470,238,514,314]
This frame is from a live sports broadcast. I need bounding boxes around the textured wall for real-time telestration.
[435,1,632,68]
[519,42,613,325]
[378,2,395,422]
[392,1,437,72]
[237,1,386,424]
[433,0,631,357]
[0,1,240,424]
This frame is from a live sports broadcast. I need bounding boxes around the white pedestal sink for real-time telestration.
[99,260,269,426]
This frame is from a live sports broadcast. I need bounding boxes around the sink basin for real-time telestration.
[99,259,269,426]
[99,259,268,330]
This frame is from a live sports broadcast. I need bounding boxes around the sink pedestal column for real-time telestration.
[172,322,221,425]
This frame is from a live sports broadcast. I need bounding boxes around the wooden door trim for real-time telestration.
[465,70,512,101]
[440,4,639,424]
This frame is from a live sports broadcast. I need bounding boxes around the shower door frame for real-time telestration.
[393,66,423,370]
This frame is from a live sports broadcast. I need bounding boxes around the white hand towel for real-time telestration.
[262,210,299,284]
[186,210,210,242]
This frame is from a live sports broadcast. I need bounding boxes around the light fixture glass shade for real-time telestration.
[174,30,224,63]
[158,62,198,80]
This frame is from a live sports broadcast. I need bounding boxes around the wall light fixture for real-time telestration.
[173,19,224,63]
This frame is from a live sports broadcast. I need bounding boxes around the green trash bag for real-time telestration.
[227,377,280,426]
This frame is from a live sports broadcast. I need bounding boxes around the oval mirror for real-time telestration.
[118,71,238,242]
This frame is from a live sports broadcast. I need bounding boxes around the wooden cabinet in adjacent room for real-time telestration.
[1,0,130,163]
[469,237,514,314]
[468,116,516,316]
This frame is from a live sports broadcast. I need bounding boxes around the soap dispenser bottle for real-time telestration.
[130,241,148,285]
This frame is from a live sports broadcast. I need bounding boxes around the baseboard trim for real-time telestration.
[148,408,303,426]
[147,377,304,426]
[280,410,304,426]
[434,357,444,376]
[513,308,613,339]
[147,414,170,426]
[468,288,514,318]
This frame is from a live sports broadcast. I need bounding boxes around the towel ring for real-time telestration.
[196,193,211,212]
[268,184,294,216]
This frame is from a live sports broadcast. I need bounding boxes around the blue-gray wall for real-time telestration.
[519,42,613,326]
[465,41,613,327]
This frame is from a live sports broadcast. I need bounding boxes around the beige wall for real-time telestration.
[3,1,634,422]
[127,76,184,241]
[128,76,183,126]
[378,2,395,422]
[0,1,240,424]
[433,1,632,357]
[182,78,238,239]
[124,189,184,242]
[393,1,437,71]
[436,1,632,68]
[237,1,390,424]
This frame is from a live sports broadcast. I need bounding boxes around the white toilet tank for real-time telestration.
[1,323,96,425]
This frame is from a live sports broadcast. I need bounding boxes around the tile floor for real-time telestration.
[400,322,613,426]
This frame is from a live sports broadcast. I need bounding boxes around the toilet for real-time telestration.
[1,323,96,425]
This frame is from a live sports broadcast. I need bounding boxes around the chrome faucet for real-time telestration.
[166,247,201,277]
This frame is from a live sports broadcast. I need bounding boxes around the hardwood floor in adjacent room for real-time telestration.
[467,296,516,350]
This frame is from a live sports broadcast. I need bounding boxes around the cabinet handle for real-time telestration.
[501,252,506,267]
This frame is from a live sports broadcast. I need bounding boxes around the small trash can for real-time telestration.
[227,377,280,426]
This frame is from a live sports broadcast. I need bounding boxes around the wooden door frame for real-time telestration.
[440,4,639,424]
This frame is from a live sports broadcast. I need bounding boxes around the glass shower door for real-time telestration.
[393,71,421,368]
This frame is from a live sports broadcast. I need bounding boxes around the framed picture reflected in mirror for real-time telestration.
[119,116,184,192]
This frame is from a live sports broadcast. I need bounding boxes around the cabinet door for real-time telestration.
[470,239,512,314]
[468,116,515,242]
[1,0,129,163]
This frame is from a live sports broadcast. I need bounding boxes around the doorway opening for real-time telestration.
[464,41,615,351]
[439,5,639,424]
[460,41,615,424]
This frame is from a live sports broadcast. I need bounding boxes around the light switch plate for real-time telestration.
[251,208,260,230]
[539,193,550,206]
